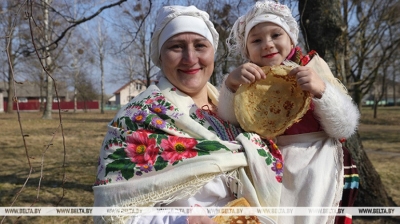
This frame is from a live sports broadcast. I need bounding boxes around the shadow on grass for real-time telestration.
[0,173,93,192]
[353,216,400,224]
[61,118,112,123]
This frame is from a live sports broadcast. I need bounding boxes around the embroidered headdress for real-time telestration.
[227,0,299,59]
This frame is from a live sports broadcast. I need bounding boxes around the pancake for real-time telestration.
[212,197,260,224]
[234,65,311,139]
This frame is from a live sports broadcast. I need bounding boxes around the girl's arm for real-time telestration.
[217,74,240,126]
[312,81,360,139]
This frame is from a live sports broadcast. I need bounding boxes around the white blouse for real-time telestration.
[126,175,235,224]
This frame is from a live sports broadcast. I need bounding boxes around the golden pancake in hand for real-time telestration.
[212,197,261,224]
[234,65,311,139]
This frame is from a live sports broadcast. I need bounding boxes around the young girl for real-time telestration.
[218,1,360,224]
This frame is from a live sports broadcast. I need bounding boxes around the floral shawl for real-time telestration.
[93,74,283,223]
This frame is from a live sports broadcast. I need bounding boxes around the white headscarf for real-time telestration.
[150,5,219,67]
[227,0,299,59]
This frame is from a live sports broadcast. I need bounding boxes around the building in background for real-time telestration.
[112,80,149,106]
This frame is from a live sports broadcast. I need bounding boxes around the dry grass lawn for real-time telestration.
[0,111,113,224]
[358,106,400,207]
[354,106,400,224]
[0,107,399,223]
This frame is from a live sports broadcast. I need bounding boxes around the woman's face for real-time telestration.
[246,22,293,67]
[160,33,214,97]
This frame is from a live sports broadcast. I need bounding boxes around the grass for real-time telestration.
[0,111,113,224]
[354,106,400,224]
[0,107,399,223]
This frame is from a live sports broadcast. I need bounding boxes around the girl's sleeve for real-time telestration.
[312,81,360,139]
[217,74,240,126]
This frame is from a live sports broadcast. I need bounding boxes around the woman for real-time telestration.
[93,5,281,224]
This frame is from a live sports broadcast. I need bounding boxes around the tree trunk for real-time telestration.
[298,0,343,61]
[39,71,45,112]
[392,72,397,106]
[6,59,14,113]
[373,102,378,118]
[298,0,395,208]
[74,87,77,113]
[42,0,53,119]
[393,72,396,106]
[100,53,104,114]
[6,6,14,114]
[43,76,53,119]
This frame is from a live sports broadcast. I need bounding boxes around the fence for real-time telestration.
[2,101,99,111]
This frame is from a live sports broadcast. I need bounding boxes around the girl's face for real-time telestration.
[160,33,214,97]
[246,22,293,67]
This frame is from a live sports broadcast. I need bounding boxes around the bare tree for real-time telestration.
[40,0,56,119]
[1,1,130,218]
[1,0,30,113]
[345,0,400,109]
[198,0,256,86]
[371,62,389,117]
[110,1,155,87]
[84,18,109,114]
[64,32,92,112]
[75,71,99,112]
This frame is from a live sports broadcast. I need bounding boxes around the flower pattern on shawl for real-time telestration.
[94,86,242,186]
[151,117,166,129]
[150,104,167,115]
[271,159,283,183]
[268,139,283,162]
[242,132,284,182]
[132,111,147,123]
[125,130,159,166]
[160,136,198,164]
[140,164,153,173]
[96,84,286,187]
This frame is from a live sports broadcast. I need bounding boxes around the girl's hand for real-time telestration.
[289,66,326,98]
[225,62,266,92]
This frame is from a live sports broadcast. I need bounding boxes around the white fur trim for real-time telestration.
[313,82,360,139]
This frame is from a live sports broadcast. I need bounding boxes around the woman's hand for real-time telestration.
[289,66,326,98]
[225,62,266,92]
[187,204,217,224]
[187,216,217,224]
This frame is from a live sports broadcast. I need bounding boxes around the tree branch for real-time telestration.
[45,0,128,51]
